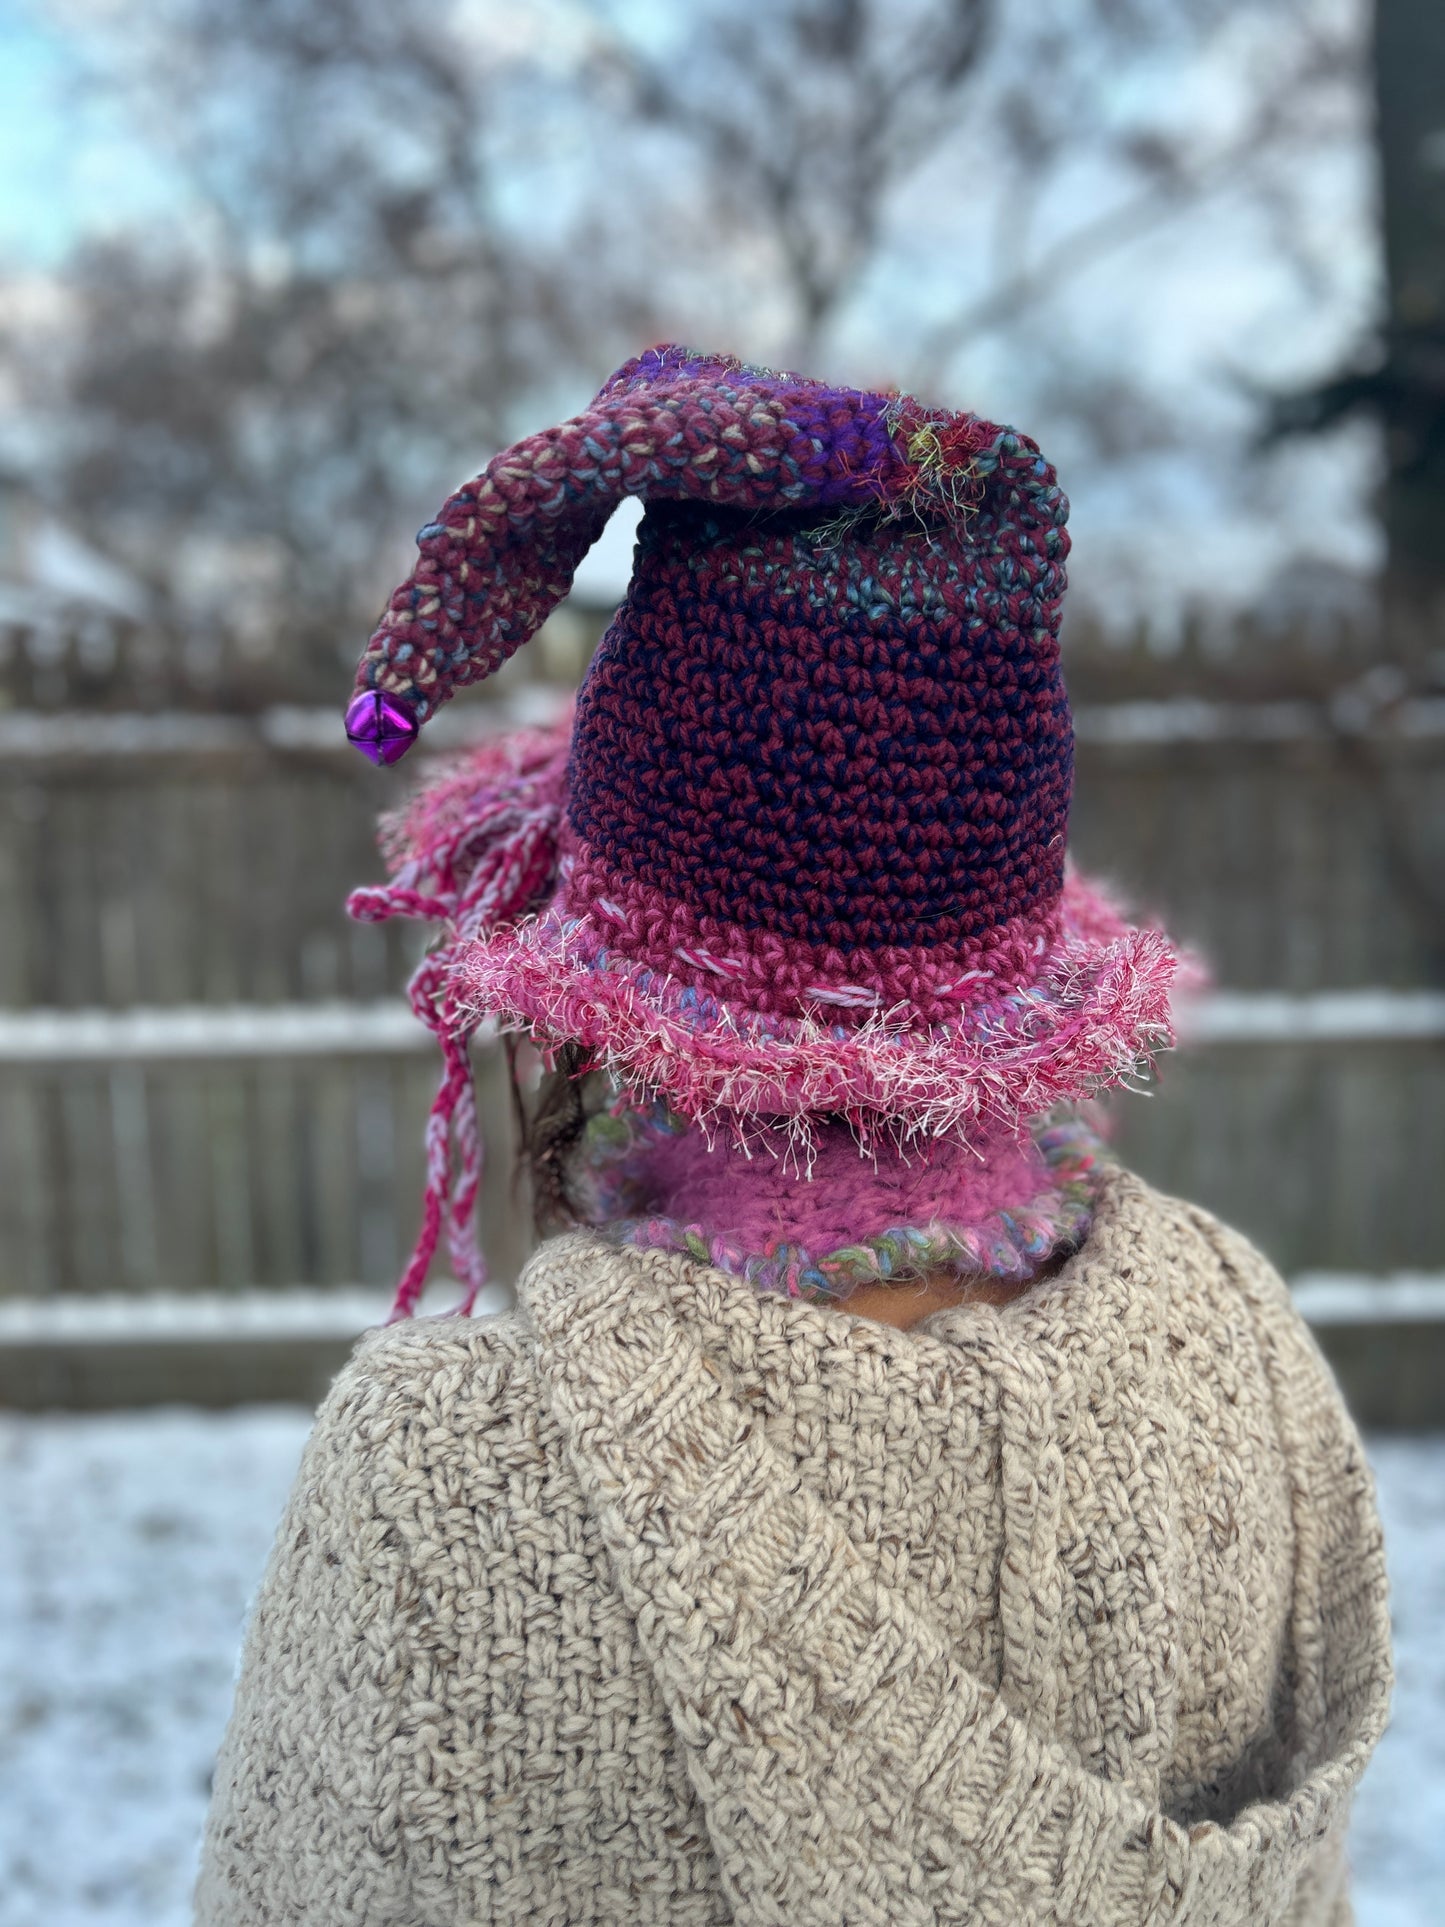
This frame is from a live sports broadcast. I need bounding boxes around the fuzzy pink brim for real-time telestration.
[459,871,1179,1140]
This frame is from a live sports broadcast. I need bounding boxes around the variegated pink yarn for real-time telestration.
[461,866,1176,1158]
[566,1097,1105,1300]
[347,714,571,1319]
[642,1114,1051,1255]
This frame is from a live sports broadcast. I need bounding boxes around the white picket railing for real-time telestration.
[0,989,1440,1064]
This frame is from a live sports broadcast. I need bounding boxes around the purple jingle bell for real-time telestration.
[344,689,418,767]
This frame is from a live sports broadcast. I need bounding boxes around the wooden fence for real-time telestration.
[1,631,1442,1306]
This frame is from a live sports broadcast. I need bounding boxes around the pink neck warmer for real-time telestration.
[572,1102,1103,1301]
[643,1118,1051,1253]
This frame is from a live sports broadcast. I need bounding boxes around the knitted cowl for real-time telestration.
[196,1169,1390,1927]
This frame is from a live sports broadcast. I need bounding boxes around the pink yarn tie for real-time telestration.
[346,715,572,1320]
[384,955,486,1323]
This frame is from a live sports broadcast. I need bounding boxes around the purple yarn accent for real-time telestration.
[343,713,572,1318]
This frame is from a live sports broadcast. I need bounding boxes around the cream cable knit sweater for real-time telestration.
[196,1170,1391,1926]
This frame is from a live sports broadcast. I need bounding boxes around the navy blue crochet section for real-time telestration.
[568,502,1074,951]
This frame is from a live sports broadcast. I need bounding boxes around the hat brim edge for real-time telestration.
[457,874,1182,1140]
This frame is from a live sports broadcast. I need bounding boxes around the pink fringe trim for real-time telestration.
[460,869,1180,1155]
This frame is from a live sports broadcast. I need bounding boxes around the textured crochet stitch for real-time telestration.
[345,345,1182,1316]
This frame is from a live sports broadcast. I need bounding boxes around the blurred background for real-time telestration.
[0,1,1441,1923]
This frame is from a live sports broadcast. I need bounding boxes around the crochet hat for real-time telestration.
[346,346,1179,1314]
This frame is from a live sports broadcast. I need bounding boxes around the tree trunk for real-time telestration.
[1372,0,1445,656]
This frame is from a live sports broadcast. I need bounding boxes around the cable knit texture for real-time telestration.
[196,1169,1390,1926]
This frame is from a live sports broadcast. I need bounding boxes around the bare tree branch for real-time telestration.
[0,0,1373,682]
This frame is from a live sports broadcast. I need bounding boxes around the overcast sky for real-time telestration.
[0,0,1385,622]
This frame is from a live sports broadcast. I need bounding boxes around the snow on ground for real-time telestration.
[1344,1437,1445,1927]
[0,1408,311,1927]
[0,1409,1440,1927]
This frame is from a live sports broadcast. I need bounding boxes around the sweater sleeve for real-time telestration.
[194,1333,432,1927]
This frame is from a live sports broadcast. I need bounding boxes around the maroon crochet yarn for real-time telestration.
[568,500,1070,962]
[562,838,1061,1023]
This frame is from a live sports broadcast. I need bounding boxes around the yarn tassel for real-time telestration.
[346,712,572,1319]
[386,1018,482,1323]
[443,1029,488,1314]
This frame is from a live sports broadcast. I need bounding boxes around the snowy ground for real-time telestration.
[0,1411,1440,1927]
